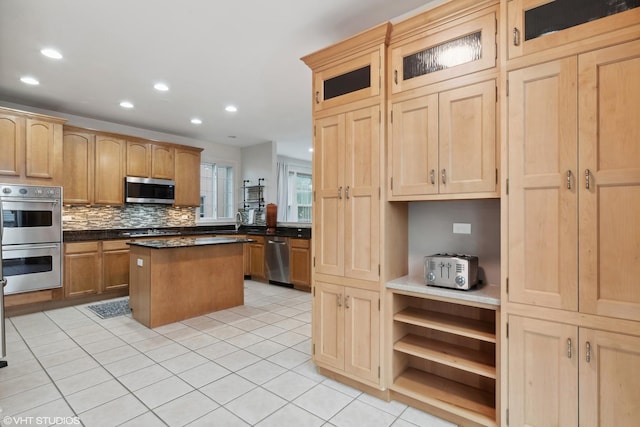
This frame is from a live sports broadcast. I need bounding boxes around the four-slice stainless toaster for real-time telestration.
[424,254,479,290]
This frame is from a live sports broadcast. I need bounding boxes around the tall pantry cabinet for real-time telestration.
[503,3,640,426]
[302,23,408,391]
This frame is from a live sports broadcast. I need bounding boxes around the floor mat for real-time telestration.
[87,298,130,319]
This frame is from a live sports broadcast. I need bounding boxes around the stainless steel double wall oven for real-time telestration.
[1,184,63,295]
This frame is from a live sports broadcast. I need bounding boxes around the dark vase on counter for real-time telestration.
[266,203,277,235]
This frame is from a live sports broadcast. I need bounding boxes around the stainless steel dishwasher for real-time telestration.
[264,236,290,284]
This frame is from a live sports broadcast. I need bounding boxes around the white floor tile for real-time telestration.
[226,331,265,348]
[119,411,167,427]
[130,335,174,352]
[330,400,397,427]
[225,387,287,425]
[177,332,220,350]
[46,355,100,380]
[196,341,239,360]
[178,361,230,388]
[0,383,61,417]
[244,340,287,358]
[145,342,190,363]
[200,373,256,405]
[187,406,250,427]
[267,348,309,369]
[271,331,307,347]
[154,390,219,427]
[79,393,147,427]
[293,384,354,420]
[53,366,113,396]
[256,403,324,427]
[36,346,88,368]
[262,371,318,401]
[93,343,140,365]
[160,351,208,374]
[0,370,51,400]
[117,364,173,391]
[357,393,408,417]
[134,375,193,409]
[399,407,458,427]
[66,378,129,414]
[236,360,287,385]
[205,325,244,340]
[103,353,155,377]
[322,378,362,398]
[215,350,261,371]
[82,335,127,355]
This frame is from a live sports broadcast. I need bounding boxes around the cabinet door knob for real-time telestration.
[513,27,521,46]
[567,170,573,189]
[338,186,342,199]
[430,169,435,185]
[337,294,342,307]
[586,341,591,363]
[567,338,572,358]
[585,169,591,190]
[345,295,350,309]
[441,169,447,185]
[345,186,350,199]
[394,70,398,85]
[315,91,320,104]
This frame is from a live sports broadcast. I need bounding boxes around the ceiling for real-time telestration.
[0,0,439,161]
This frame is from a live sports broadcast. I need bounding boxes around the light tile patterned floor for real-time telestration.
[0,281,457,427]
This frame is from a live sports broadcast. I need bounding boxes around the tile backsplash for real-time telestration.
[63,205,196,230]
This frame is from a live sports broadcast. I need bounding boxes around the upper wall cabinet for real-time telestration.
[302,22,390,112]
[126,141,175,180]
[0,107,65,185]
[174,147,202,207]
[507,0,640,59]
[390,8,497,94]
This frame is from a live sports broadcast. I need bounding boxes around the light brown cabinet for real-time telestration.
[151,144,174,179]
[313,105,380,282]
[506,35,640,426]
[0,107,65,185]
[508,315,640,427]
[313,281,380,385]
[126,141,151,177]
[390,78,497,199]
[290,238,311,291]
[64,240,130,298]
[506,0,640,59]
[390,9,497,94]
[63,129,125,206]
[248,235,266,281]
[174,147,202,206]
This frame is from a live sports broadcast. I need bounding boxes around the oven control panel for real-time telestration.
[1,184,61,199]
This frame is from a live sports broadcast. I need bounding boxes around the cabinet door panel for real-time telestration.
[508,58,578,310]
[64,251,101,298]
[344,106,379,281]
[508,316,578,427]
[579,329,640,427]
[313,282,344,370]
[151,144,174,179]
[0,113,23,177]
[63,131,94,205]
[25,119,56,179]
[313,115,345,276]
[126,141,151,177]
[174,148,201,206]
[439,79,496,194]
[344,287,379,384]
[95,136,126,205]
[103,249,129,292]
[391,94,439,196]
[579,40,640,322]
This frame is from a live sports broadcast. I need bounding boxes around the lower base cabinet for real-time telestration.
[508,315,640,427]
[312,281,381,386]
[248,235,266,280]
[391,292,498,427]
[290,238,311,291]
[64,240,130,298]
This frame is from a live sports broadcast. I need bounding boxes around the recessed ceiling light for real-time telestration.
[20,76,39,85]
[225,105,238,113]
[41,48,63,59]
[120,101,134,109]
[154,82,169,91]
[190,118,202,125]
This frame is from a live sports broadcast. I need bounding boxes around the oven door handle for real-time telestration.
[2,198,59,205]
[2,244,61,251]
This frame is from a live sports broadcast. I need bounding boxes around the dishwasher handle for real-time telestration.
[267,240,287,245]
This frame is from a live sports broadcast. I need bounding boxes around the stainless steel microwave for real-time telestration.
[125,176,175,204]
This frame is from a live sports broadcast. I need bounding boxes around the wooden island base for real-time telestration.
[129,241,245,328]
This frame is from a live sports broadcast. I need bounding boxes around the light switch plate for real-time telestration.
[453,223,471,234]
[137,258,144,267]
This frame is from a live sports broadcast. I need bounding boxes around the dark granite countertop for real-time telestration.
[128,237,255,249]
[63,225,311,242]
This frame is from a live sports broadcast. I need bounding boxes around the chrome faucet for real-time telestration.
[235,211,242,232]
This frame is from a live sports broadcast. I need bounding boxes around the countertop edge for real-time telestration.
[386,275,501,307]
[127,237,255,249]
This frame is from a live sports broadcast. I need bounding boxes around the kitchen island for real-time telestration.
[128,237,253,328]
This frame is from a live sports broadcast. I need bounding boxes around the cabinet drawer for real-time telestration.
[250,235,265,244]
[390,11,496,94]
[65,241,99,254]
[290,238,310,249]
[103,240,130,251]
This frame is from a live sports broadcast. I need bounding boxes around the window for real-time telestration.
[200,163,234,220]
[288,172,312,222]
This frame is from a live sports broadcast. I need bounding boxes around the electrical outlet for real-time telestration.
[137,259,144,267]
[181,215,188,219]
[453,223,471,234]
[62,215,72,221]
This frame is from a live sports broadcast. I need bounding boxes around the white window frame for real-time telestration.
[198,161,235,223]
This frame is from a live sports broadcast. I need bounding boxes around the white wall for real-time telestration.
[408,199,501,286]
[241,142,277,206]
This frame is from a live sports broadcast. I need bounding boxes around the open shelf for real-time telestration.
[392,368,496,427]
[394,307,496,343]
[394,334,496,379]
